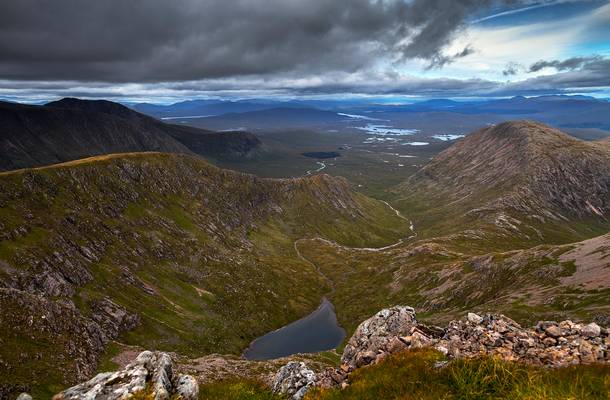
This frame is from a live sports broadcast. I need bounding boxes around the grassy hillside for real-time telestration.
[295,233,610,339]
[0,152,409,398]
[393,121,610,251]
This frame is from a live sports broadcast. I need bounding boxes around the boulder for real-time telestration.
[582,323,601,338]
[53,351,198,400]
[272,362,316,400]
[467,312,483,324]
[174,375,199,400]
[341,306,417,371]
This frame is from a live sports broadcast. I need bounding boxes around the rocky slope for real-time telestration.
[34,305,607,400]
[271,306,609,399]
[0,98,261,171]
[0,152,408,398]
[394,121,610,249]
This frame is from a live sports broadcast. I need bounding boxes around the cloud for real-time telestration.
[0,0,508,83]
[427,45,476,69]
[502,62,522,76]
[528,55,605,72]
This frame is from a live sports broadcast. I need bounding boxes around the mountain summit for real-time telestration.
[396,121,610,247]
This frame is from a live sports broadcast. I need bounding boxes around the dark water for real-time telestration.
[243,298,346,360]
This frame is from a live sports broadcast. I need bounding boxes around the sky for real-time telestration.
[0,0,609,103]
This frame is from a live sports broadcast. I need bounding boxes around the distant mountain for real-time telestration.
[132,99,283,119]
[183,107,349,131]
[0,98,261,171]
[395,96,610,134]
[130,98,378,119]
[395,120,610,248]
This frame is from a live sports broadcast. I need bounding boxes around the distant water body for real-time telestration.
[243,298,346,360]
[355,123,419,135]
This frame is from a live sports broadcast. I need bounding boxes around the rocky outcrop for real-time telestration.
[53,351,198,400]
[90,298,141,339]
[0,288,140,398]
[341,307,608,370]
[341,306,418,372]
[436,314,608,366]
[277,306,610,392]
[0,288,107,385]
[272,362,316,400]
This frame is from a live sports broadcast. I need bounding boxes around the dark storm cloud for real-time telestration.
[0,0,508,82]
[528,55,604,72]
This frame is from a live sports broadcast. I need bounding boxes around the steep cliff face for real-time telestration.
[0,98,261,171]
[395,121,610,248]
[0,152,408,398]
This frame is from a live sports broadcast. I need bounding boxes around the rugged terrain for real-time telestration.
[52,305,609,400]
[0,152,407,398]
[0,98,261,171]
[394,120,610,250]
[2,120,609,399]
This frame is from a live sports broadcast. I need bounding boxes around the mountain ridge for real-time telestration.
[0,151,409,398]
[0,98,262,171]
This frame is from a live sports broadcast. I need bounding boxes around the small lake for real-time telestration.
[243,298,346,360]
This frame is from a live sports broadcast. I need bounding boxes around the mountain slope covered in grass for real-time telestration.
[0,152,409,398]
[394,120,610,250]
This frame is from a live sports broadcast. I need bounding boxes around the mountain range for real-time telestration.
[130,95,610,139]
[0,115,609,398]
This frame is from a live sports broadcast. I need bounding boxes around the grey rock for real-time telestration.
[90,298,140,339]
[53,351,198,400]
[272,361,316,400]
[174,375,199,400]
[582,323,601,338]
[467,312,484,324]
[16,393,33,400]
[341,306,416,371]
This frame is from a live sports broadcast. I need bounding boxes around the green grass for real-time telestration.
[306,349,610,400]
[199,380,283,400]
[0,153,411,398]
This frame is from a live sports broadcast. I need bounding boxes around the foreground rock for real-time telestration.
[276,306,610,392]
[272,362,316,400]
[53,351,198,400]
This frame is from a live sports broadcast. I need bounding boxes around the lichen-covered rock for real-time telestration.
[320,306,610,390]
[16,393,32,400]
[272,362,316,400]
[341,306,417,371]
[53,351,198,400]
[174,375,199,400]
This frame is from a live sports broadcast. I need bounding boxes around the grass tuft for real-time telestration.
[305,349,610,400]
